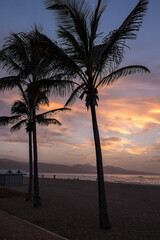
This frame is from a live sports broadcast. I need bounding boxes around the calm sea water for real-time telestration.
[38,173,160,186]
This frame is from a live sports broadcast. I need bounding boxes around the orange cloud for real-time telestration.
[90,136,134,152]
[40,101,63,111]
[0,90,21,105]
[150,109,160,114]
[98,96,160,135]
[101,125,132,135]
[39,140,87,150]
[126,143,160,155]
[126,146,148,155]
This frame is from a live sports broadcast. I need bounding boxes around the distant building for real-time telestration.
[0,170,26,187]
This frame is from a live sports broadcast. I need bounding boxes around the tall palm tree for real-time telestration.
[0,28,73,207]
[44,0,150,228]
[0,89,69,202]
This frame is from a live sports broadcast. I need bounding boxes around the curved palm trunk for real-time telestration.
[32,107,41,207]
[26,130,33,201]
[90,105,111,229]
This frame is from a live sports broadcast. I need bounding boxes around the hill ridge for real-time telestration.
[0,158,158,175]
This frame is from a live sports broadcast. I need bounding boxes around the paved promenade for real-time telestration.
[0,210,69,240]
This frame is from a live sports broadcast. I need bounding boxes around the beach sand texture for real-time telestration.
[0,178,160,240]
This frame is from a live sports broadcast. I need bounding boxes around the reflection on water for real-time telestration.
[36,173,160,185]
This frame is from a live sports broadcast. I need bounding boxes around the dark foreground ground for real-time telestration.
[0,178,160,240]
[0,209,68,240]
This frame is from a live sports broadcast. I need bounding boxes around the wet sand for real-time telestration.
[0,178,160,240]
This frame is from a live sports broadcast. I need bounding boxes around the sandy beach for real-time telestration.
[0,178,160,240]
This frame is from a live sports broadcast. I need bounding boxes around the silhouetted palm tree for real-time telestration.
[0,88,69,201]
[44,0,150,228]
[0,27,73,207]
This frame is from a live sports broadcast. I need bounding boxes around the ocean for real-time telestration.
[38,173,160,186]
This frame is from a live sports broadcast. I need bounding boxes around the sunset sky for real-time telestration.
[0,0,160,173]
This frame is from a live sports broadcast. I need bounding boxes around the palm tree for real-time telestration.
[0,89,69,202]
[44,0,150,228]
[0,28,73,207]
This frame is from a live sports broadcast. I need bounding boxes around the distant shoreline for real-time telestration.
[24,172,160,185]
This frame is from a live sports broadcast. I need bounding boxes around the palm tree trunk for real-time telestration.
[32,107,41,207]
[26,130,33,201]
[90,105,111,229]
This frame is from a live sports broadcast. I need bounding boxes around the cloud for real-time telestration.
[98,96,160,136]
[0,89,22,116]
[0,99,11,115]
[125,143,160,155]
[89,136,134,154]
[101,136,124,150]
[0,122,88,151]
[1,68,160,171]
[0,127,28,144]
[3,93,160,158]
[151,160,160,163]
[37,94,160,157]
[39,137,87,150]
[36,123,89,150]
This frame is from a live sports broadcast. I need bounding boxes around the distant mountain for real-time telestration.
[0,158,158,175]
[103,165,153,175]
[0,159,28,170]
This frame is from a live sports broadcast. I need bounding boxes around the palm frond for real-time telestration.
[89,0,107,48]
[30,33,86,81]
[38,78,76,97]
[36,117,62,126]
[0,49,22,74]
[0,115,22,126]
[25,83,50,108]
[1,28,60,87]
[118,0,149,40]
[93,0,149,77]
[36,107,71,118]
[36,92,50,108]
[65,83,85,106]
[0,76,22,91]
[10,119,27,132]
[45,0,91,54]
[11,100,29,115]
[57,26,86,65]
[97,65,150,88]
[2,32,31,73]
